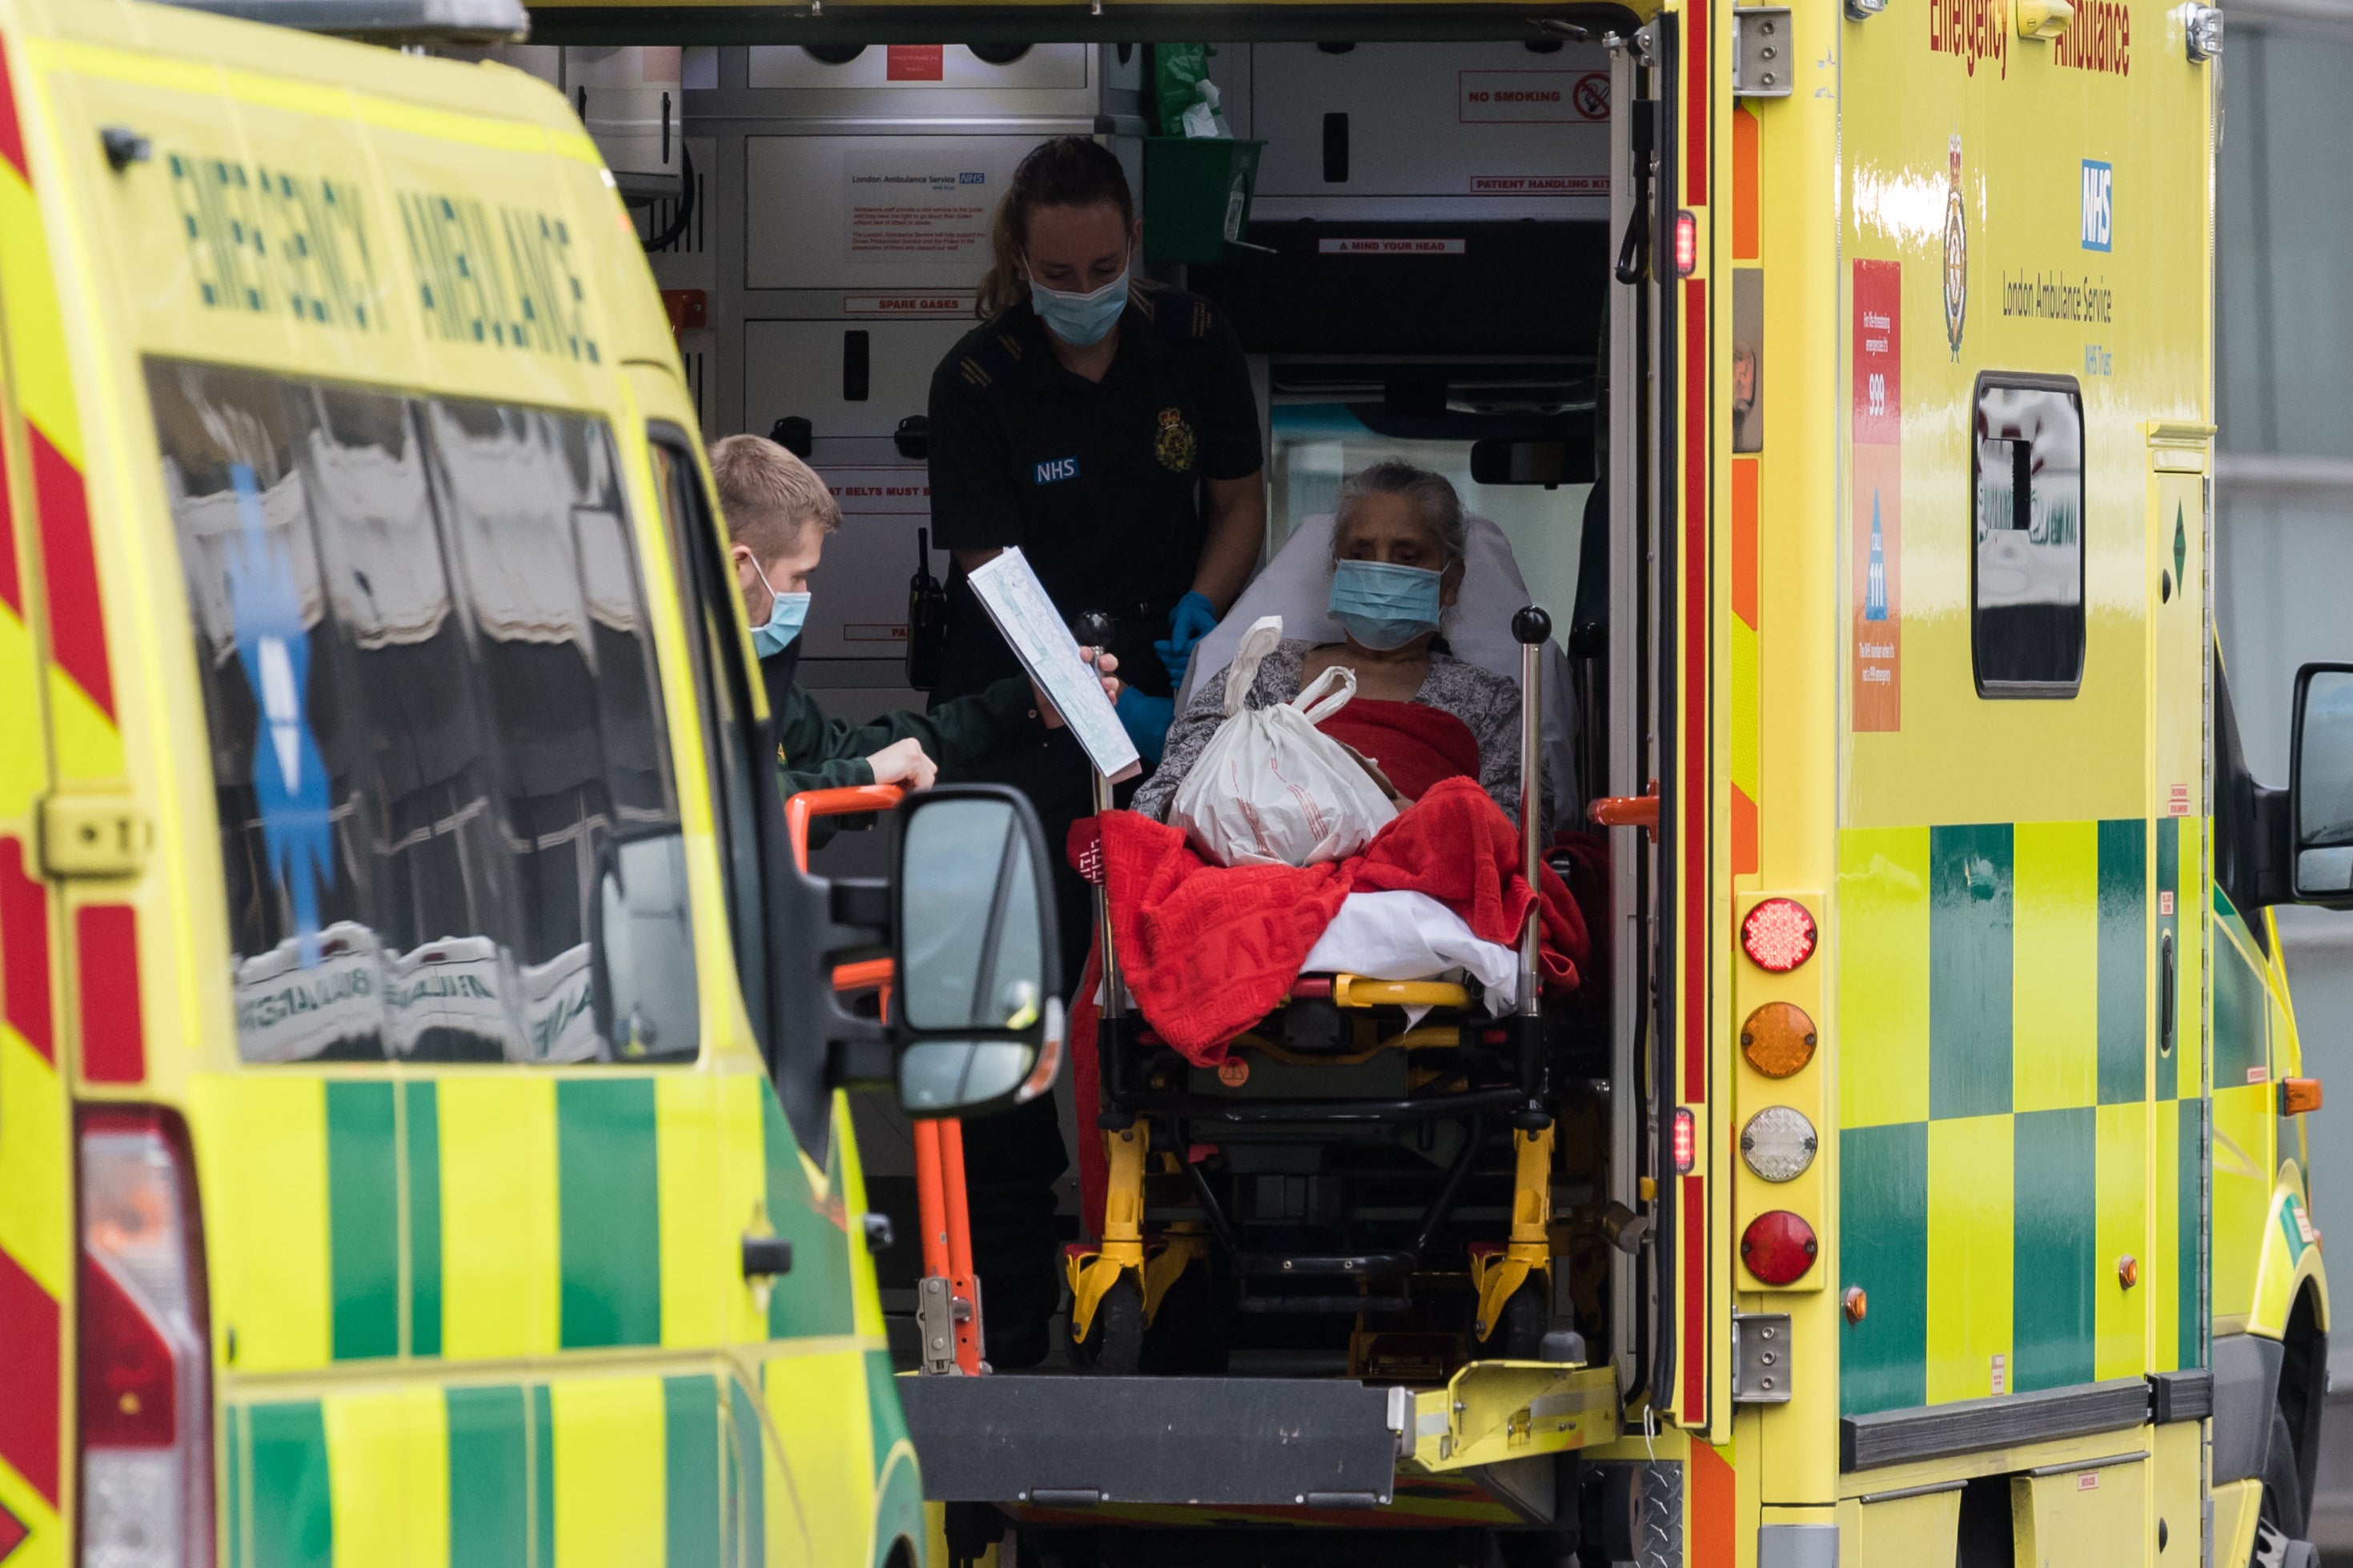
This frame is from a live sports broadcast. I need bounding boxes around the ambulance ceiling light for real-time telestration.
[2185,4,2224,60]
[1741,897,1817,972]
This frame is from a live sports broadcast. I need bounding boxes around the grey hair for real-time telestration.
[1331,461,1468,569]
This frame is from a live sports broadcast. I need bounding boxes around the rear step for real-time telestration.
[898,1362,1619,1518]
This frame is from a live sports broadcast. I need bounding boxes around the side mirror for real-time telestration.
[2291,662,2353,906]
[889,785,1064,1117]
[588,832,698,1062]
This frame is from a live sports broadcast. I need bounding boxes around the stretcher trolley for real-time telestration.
[897,606,1634,1566]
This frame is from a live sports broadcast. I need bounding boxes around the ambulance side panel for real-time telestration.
[1827,0,2220,1554]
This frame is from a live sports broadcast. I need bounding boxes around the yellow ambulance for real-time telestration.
[0,2,1065,1564]
[499,0,2338,1563]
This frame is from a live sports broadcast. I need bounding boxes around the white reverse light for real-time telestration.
[1740,1105,1819,1184]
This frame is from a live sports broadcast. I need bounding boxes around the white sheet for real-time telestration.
[1298,890,1518,1017]
[1177,511,1581,832]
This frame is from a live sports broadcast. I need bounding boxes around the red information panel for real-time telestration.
[886,45,946,81]
[1852,260,1901,732]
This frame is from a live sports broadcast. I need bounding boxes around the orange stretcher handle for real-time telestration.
[785,784,905,873]
[1589,780,1660,840]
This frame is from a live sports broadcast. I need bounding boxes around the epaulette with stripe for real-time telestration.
[958,355,992,390]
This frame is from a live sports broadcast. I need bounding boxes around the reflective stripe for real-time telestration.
[325,1082,399,1361]
[556,1079,661,1349]
[325,1387,449,1568]
[549,1377,665,1565]
[438,1077,559,1359]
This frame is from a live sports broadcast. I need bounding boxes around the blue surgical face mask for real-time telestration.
[1329,559,1444,652]
[748,557,811,658]
[1028,259,1130,347]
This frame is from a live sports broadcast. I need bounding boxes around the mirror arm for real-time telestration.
[827,1031,894,1091]
[2251,782,2295,909]
[830,878,891,933]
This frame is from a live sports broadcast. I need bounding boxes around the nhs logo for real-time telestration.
[2081,161,2113,251]
[1034,456,1080,484]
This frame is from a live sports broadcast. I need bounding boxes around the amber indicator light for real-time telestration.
[2282,1077,2323,1116]
[1741,1001,1818,1078]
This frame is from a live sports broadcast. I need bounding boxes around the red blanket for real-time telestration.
[1315,698,1481,805]
[1094,776,1588,1065]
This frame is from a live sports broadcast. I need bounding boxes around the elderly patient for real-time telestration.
[1132,460,1543,833]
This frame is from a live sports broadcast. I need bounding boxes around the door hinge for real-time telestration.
[1731,1311,1793,1403]
[38,793,152,878]
[1732,9,1796,97]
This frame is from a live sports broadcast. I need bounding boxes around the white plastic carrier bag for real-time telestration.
[1166,616,1399,868]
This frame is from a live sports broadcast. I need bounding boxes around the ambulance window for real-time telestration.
[1971,377,2086,697]
[648,433,773,1057]
[152,359,697,1065]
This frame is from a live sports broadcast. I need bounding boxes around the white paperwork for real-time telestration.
[966,548,1142,784]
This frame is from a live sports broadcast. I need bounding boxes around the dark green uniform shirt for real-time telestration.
[763,648,1039,800]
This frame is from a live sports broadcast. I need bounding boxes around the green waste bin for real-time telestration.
[1141,137,1266,265]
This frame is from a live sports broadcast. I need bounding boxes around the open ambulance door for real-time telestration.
[1604,8,1709,1438]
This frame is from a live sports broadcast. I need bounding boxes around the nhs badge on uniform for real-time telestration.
[2081,161,2113,251]
[1034,456,1080,485]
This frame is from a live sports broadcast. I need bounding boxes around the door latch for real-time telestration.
[38,794,152,878]
[1732,9,1796,97]
[741,1234,794,1280]
[1732,1311,1793,1403]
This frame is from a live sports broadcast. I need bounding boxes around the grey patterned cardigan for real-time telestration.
[1130,639,1547,836]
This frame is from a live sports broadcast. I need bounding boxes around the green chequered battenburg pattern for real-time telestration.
[1839,819,2202,1418]
[245,1402,332,1568]
[448,1386,531,1567]
[324,1082,399,1360]
[229,1376,753,1568]
[765,1085,856,1340]
[556,1078,663,1348]
[405,1080,444,1357]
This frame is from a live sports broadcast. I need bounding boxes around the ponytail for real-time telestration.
[976,136,1135,322]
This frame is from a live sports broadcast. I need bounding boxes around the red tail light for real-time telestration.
[1741,1209,1820,1285]
[1674,210,1699,276]
[1741,898,1818,973]
[78,1106,212,1568]
[1672,1107,1697,1176]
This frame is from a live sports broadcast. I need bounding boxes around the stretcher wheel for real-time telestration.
[1142,1257,1229,1375]
[1496,1279,1549,1361]
[1069,1275,1145,1373]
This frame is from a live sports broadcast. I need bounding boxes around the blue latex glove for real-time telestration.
[1114,687,1175,767]
[1153,591,1220,689]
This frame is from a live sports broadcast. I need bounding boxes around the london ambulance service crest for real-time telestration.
[1154,407,1199,473]
[1943,133,1968,358]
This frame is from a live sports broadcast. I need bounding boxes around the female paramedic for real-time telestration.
[924,134,1266,1366]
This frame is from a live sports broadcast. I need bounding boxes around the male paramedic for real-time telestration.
[708,432,1117,809]
[925,136,1266,1365]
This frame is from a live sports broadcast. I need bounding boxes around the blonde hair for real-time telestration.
[708,434,840,560]
[976,135,1136,322]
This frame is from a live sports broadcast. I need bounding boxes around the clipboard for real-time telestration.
[965,548,1142,784]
